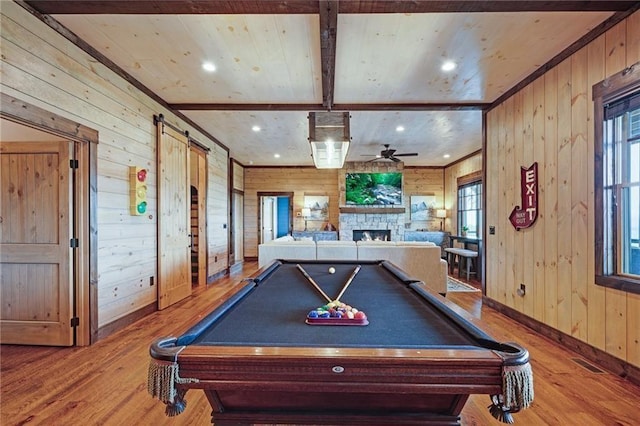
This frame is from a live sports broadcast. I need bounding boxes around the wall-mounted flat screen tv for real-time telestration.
[345,172,402,205]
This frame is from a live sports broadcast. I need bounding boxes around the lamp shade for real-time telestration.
[310,140,349,169]
[308,112,350,169]
[301,208,311,217]
[436,209,447,218]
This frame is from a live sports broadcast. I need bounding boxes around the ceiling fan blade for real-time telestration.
[392,153,418,157]
[390,156,401,162]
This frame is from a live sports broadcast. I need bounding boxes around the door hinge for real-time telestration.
[70,317,80,327]
[70,238,79,248]
[70,159,79,169]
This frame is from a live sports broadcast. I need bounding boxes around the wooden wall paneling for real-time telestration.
[205,148,220,275]
[604,20,628,360]
[3,3,230,335]
[206,144,229,277]
[556,57,573,335]
[494,103,507,303]
[571,47,589,341]
[483,11,639,367]
[3,6,159,330]
[1,23,143,136]
[403,168,444,231]
[486,108,499,299]
[97,261,156,301]
[513,90,525,312]
[522,83,536,317]
[625,11,640,369]
[504,96,516,308]
[628,12,640,64]
[232,160,244,191]
[243,190,258,257]
[243,167,339,257]
[532,76,547,321]
[3,2,164,116]
[544,67,559,328]
[586,35,607,351]
[443,167,455,232]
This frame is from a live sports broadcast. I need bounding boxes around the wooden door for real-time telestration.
[190,146,207,287]
[157,121,191,310]
[0,141,75,345]
[261,196,275,243]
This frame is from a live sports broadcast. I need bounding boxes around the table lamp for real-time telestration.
[301,208,311,231]
[436,209,447,231]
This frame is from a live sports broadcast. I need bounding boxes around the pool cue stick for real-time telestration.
[296,264,332,303]
[334,265,361,302]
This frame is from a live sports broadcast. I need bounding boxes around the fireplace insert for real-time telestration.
[353,229,391,241]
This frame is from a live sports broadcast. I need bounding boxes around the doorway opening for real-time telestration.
[258,192,293,244]
[1,94,97,346]
[189,144,208,287]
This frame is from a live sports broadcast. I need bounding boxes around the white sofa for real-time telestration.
[357,241,448,295]
[258,237,316,268]
[316,240,358,260]
[257,238,448,295]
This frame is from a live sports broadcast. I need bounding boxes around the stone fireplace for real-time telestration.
[339,210,405,241]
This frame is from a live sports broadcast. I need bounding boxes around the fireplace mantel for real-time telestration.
[339,206,405,214]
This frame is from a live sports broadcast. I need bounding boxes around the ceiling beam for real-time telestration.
[24,0,639,15]
[168,103,489,111]
[22,1,320,15]
[338,1,640,13]
[319,1,337,110]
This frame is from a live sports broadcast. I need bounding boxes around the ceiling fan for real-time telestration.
[365,144,418,162]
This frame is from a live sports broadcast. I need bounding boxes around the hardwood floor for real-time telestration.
[1,261,638,425]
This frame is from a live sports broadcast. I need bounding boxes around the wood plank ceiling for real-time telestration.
[23,1,640,166]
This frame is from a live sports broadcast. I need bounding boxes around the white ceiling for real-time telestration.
[28,2,624,166]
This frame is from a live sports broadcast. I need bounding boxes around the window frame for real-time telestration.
[456,171,483,239]
[593,61,640,295]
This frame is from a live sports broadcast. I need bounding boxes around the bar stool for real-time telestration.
[444,247,478,281]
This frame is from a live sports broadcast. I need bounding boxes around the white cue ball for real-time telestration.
[328,267,336,274]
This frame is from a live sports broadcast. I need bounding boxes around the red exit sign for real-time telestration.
[509,163,538,231]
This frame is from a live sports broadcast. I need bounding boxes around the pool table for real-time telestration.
[149,260,532,425]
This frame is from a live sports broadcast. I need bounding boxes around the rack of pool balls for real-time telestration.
[306,300,368,326]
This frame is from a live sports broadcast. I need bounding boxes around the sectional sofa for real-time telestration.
[258,237,448,295]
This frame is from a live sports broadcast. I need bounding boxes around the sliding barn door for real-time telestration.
[157,121,191,310]
[0,141,75,345]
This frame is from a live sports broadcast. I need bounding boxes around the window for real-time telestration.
[457,179,482,239]
[594,63,640,294]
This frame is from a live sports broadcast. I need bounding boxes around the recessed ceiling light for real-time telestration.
[396,126,405,132]
[202,62,216,72]
[274,154,280,158]
[252,125,261,132]
[441,61,456,72]
[443,154,451,159]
